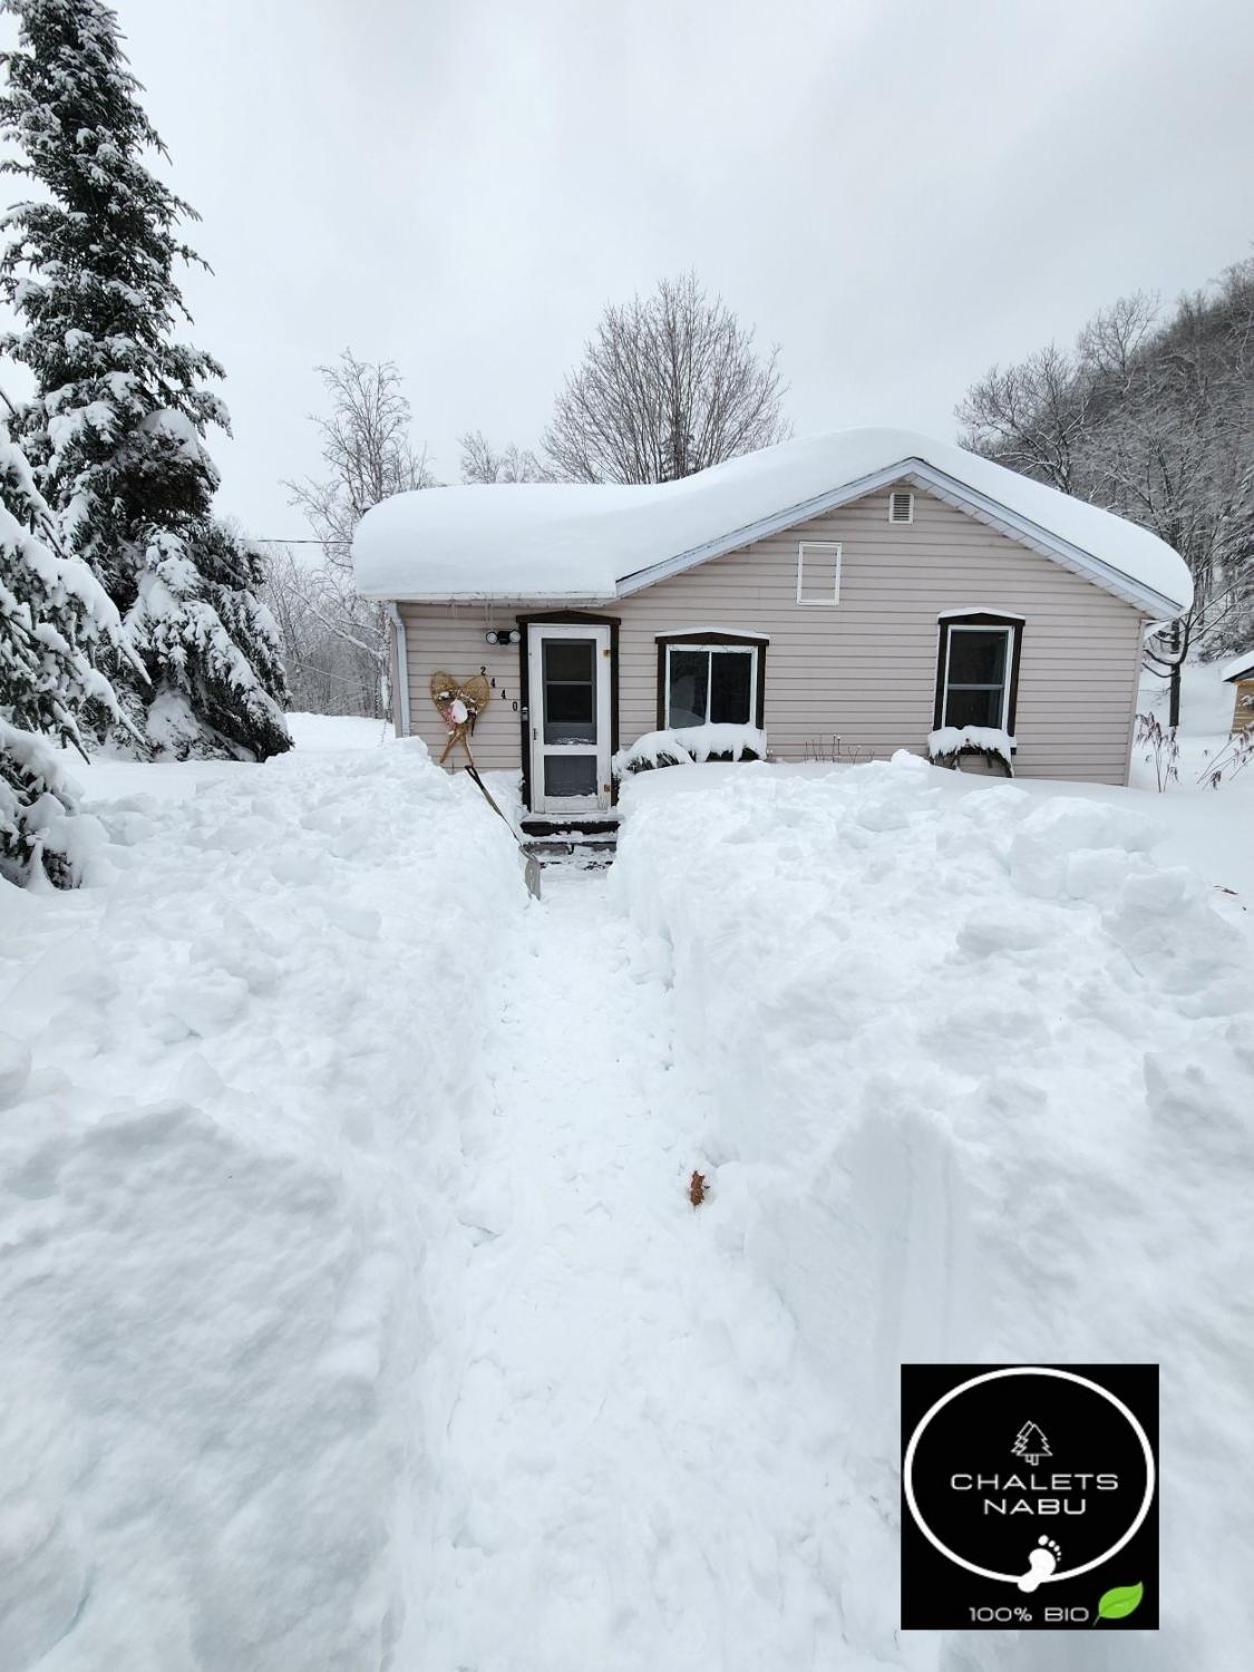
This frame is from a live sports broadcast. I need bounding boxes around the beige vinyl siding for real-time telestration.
[398,485,1148,786]
[398,604,529,771]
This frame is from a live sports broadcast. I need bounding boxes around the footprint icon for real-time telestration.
[1016,1535,1062,1593]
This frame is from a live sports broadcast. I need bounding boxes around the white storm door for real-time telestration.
[527,624,612,814]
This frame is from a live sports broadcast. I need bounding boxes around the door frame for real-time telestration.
[518,611,620,815]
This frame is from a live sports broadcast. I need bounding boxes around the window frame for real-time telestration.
[933,611,1025,737]
[796,541,842,607]
[655,631,768,731]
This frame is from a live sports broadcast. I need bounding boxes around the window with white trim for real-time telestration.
[662,640,761,728]
[935,613,1024,734]
[796,541,841,606]
[889,490,914,524]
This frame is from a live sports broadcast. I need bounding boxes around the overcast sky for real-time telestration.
[10,0,1253,538]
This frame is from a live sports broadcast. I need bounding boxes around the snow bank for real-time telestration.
[612,722,766,776]
[285,711,394,752]
[927,723,1016,771]
[612,758,1254,1669]
[353,427,1192,612]
[0,739,527,1670]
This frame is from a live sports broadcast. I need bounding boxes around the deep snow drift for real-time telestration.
[0,736,525,1670]
[614,752,1254,1669]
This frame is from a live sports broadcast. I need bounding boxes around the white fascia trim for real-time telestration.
[653,625,770,641]
[362,589,611,607]
[614,459,1186,618]
[937,607,1026,621]
[384,602,411,737]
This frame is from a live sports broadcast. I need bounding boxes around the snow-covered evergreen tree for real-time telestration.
[0,419,128,886]
[0,0,291,760]
[127,518,291,760]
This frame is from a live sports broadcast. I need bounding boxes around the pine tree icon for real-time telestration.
[1012,1421,1052,1465]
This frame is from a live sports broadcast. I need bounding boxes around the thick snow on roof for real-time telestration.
[1220,649,1254,682]
[353,428,1193,612]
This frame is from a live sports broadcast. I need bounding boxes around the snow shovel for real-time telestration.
[464,762,542,900]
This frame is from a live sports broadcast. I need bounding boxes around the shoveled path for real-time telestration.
[415,868,855,1672]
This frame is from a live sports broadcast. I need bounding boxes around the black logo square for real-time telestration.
[901,1364,1158,1631]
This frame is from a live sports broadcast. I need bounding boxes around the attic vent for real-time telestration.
[889,490,915,525]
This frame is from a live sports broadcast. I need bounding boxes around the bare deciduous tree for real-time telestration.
[957,260,1254,726]
[288,350,436,559]
[544,272,790,484]
[262,545,384,718]
[955,342,1094,494]
[459,430,546,484]
[285,351,436,714]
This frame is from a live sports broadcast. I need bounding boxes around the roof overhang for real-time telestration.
[614,459,1188,618]
[378,591,615,608]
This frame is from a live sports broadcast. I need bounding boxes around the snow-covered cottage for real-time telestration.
[352,429,1192,825]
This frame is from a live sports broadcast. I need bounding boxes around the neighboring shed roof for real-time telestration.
[1221,649,1254,682]
[352,428,1193,615]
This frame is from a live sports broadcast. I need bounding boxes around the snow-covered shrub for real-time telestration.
[613,722,765,777]
[0,426,127,886]
[927,724,1015,776]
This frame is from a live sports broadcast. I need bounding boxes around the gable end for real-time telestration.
[615,459,1174,617]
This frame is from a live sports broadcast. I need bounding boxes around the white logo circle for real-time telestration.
[902,1366,1156,1585]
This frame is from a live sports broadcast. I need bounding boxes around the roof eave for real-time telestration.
[358,588,615,607]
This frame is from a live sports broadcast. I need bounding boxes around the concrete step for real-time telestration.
[521,834,618,870]
[519,817,620,839]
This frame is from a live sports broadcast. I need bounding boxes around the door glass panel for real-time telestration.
[709,650,752,724]
[543,639,595,742]
[544,755,597,798]
[667,649,708,728]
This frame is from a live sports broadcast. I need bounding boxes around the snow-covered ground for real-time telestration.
[0,731,525,1671]
[1126,659,1253,891]
[614,730,1253,1670]
[0,680,1250,1669]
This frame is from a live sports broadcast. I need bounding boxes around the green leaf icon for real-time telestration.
[1097,1583,1144,1621]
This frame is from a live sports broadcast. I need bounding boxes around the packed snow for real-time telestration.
[352,427,1192,612]
[612,722,766,776]
[1,674,1251,1669]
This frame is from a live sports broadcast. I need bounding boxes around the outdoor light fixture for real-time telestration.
[485,629,521,645]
